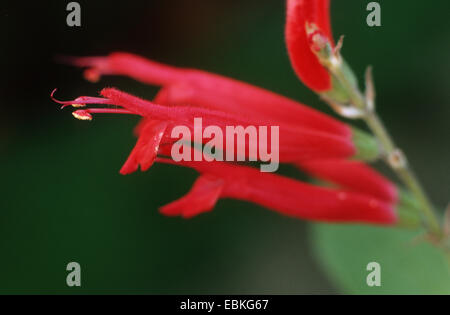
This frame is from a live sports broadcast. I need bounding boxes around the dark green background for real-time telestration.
[1,0,449,293]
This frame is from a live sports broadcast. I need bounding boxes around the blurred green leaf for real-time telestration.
[312,224,450,294]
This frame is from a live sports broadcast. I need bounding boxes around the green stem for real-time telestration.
[365,111,441,237]
[325,51,442,239]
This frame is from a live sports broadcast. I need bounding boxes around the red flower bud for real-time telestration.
[285,0,334,91]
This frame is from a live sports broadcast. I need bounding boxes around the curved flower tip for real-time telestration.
[120,120,168,175]
[159,174,224,218]
[84,69,101,83]
[56,55,104,82]
[286,0,334,91]
[63,52,183,85]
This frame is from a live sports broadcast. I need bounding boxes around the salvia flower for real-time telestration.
[54,0,406,226]
[155,155,396,224]
[52,87,375,168]
[64,52,346,136]
[296,159,398,203]
[286,0,334,92]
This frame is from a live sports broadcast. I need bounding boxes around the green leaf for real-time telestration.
[312,224,450,294]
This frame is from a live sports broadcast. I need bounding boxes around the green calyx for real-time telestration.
[396,189,422,229]
[351,127,380,161]
[322,61,359,105]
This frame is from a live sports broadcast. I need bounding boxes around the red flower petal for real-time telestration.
[296,159,398,203]
[160,174,224,218]
[156,158,397,225]
[120,120,168,174]
[285,0,333,91]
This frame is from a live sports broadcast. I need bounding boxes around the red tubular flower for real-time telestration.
[155,156,396,225]
[285,0,334,91]
[54,0,402,226]
[52,88,358,173]
[296,160,398,203]
[64,52,349,137]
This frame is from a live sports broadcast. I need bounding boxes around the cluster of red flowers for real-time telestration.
[54,0,399,225]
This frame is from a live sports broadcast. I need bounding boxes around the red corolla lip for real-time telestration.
[285,0,334,91]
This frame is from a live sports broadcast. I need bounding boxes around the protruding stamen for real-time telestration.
[51,88,112,109]
[72,110,93,121]
[82,108,135,115]
[51,89,84,108]
[71,108,136,121]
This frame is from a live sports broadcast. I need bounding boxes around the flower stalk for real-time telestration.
[309,30,443,240]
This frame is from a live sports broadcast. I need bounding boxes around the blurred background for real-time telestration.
[0,0,449,293]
